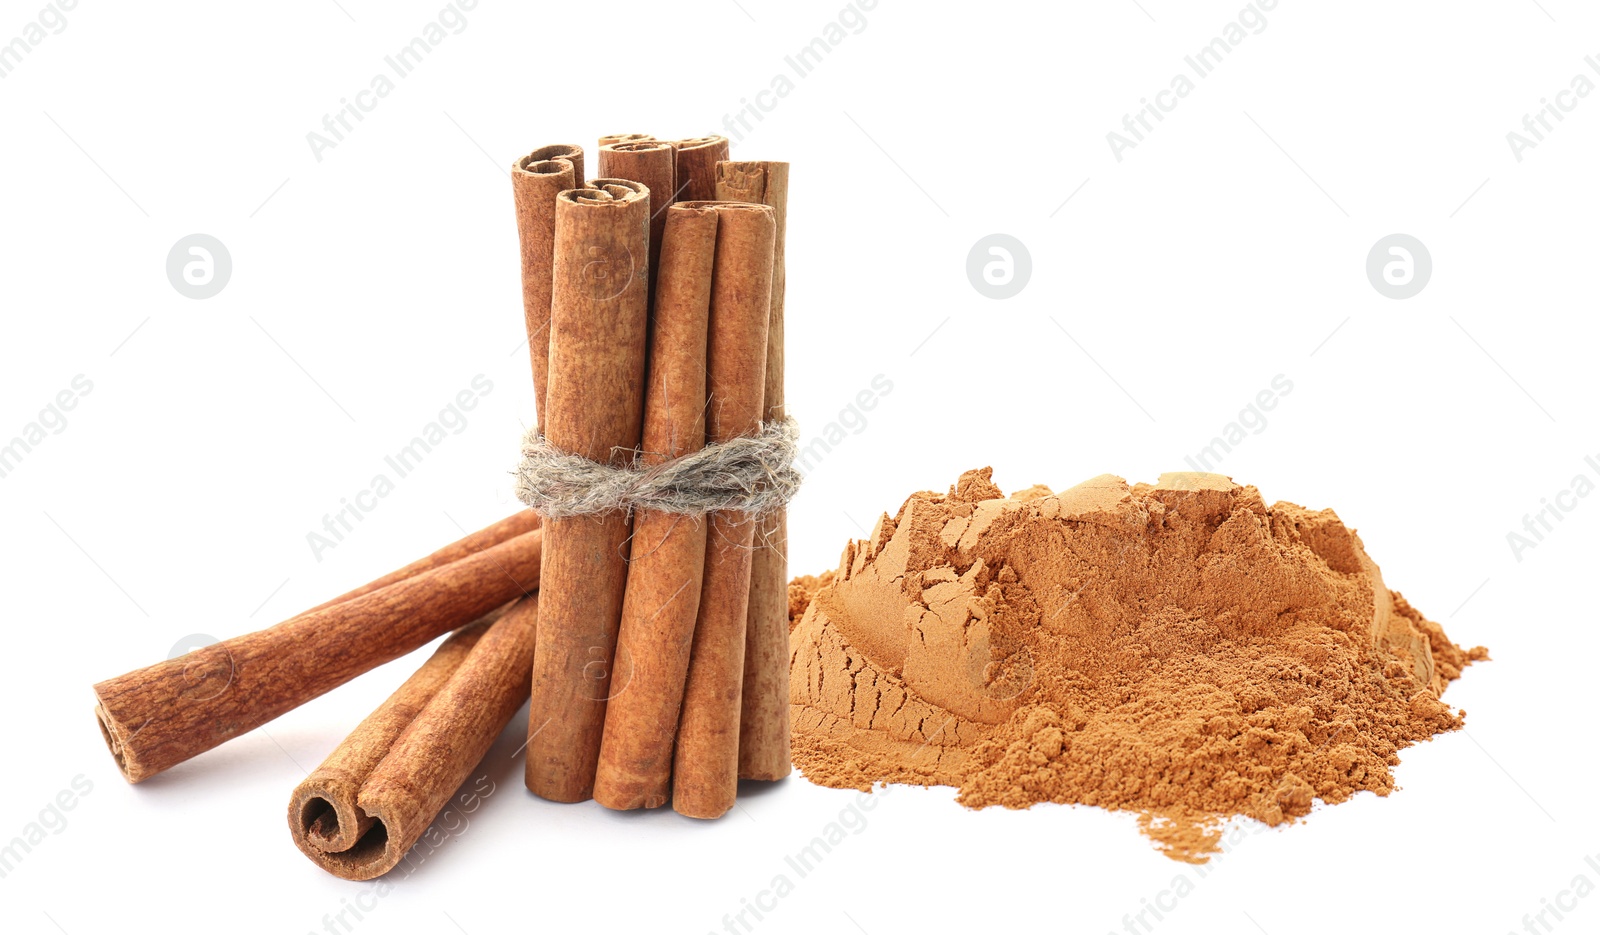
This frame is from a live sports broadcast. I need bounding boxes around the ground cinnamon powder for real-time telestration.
[787,469,1488,861]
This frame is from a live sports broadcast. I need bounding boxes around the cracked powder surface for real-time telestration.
[787,468,1488,862]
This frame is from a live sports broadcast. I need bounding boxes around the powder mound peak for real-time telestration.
[789,469,1488,862]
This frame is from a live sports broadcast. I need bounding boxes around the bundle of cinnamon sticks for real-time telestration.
[87,130,796,881]
[512,134,792,818]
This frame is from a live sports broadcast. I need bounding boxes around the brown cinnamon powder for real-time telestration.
[788,469,1487,861]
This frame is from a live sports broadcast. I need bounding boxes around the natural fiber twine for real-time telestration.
[514,417,801,519]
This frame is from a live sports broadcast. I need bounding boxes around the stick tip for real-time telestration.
[93,702,140,784]
[289,784,398,881]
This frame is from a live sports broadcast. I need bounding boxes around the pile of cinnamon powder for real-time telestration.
[788,469,1487,861]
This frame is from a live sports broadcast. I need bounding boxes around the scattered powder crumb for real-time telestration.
[788,468,1488,862]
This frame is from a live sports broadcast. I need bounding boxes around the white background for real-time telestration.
[1,1,1596,932]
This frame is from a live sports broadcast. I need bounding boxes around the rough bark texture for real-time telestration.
[512,143,584,427]
[671,201,775,819]
[300,511,539,616]
[598,139,677,286]
[598,132,653,147]
[670,137,730,203]
[716,161,794,781]
[290,597,539,880]
[289,617,493,862]
[94,529,543,783]
[527,179,651,803]
[593,204,718,810]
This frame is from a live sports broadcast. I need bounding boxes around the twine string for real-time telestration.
[515,416,802,519]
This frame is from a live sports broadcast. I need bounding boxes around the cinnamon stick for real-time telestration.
[301,510,538,616]
[289,615,494,863]
[526,179,651,803]
[289,596,539,880]
[670,136,730,203]
[671,201,775,819]
[598,139,677,281]
[592,203,718,810]
[94,528,543,783]
[715,161,793,781]
[512,144,584,426]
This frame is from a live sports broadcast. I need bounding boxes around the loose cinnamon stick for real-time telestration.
[672,201,775,819]
[301,510,539,616]
[598,139,677,281]
[670,136,730,203]
[512,144,584,426]
[94,528,543,783]
[289,615,495,860]
[592,203,718,810]
[716,161,793,782]
[289,596,539,881]
[526,179,651,803]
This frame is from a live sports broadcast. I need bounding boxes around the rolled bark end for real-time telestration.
[298,795,340,845]
[290,780,417,882]
[519,159,569,177]
[513,144,584,428]
[303,799,345,849]
[603,140,673,154]
[288,789,397,882]
[563,177,650,206]
[291,780,375,855]
[513,143,583,179]
[289,601,537,880]
[598,141,678,276]
[598,132,654,147]
[93,702,135,782]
